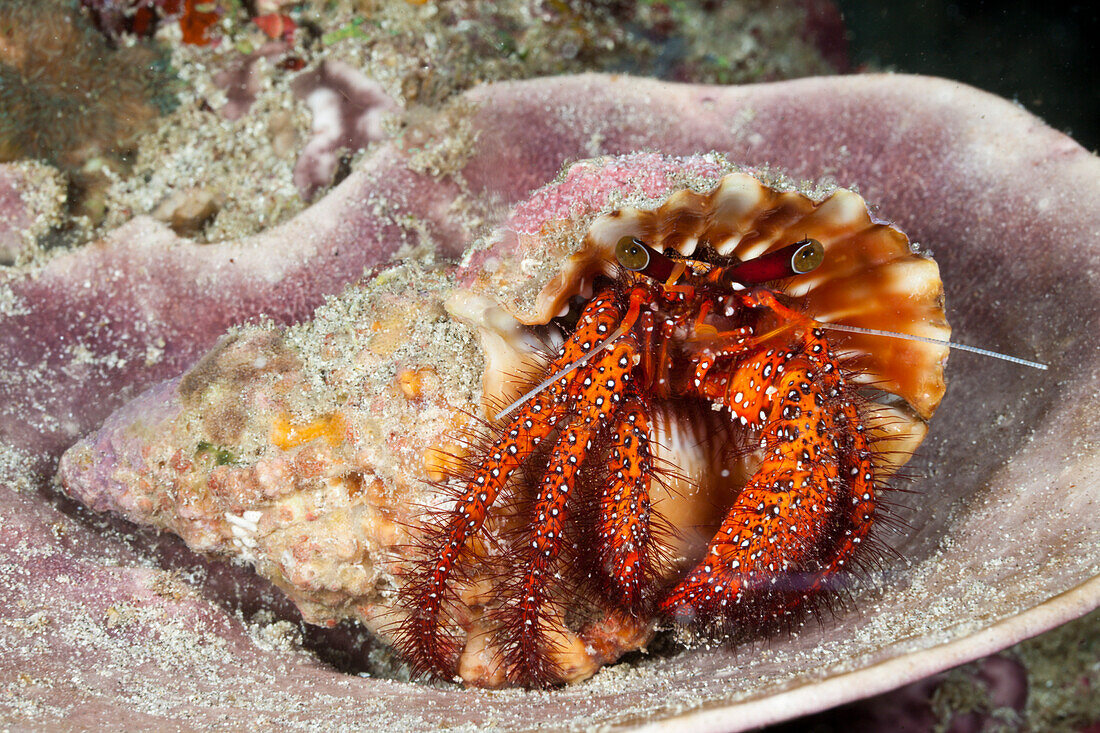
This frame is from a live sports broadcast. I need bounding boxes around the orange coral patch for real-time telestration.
[271,411,347,450]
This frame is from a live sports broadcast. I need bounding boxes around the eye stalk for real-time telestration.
[614,236,678,281]
[790,238,824,274]
[616,235,826,286]
[720,238,826,285]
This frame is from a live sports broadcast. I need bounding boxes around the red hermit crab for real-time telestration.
[403,235,877,684]
[395,155,954,686]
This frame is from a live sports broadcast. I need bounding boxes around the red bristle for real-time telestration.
[495,340,635,683]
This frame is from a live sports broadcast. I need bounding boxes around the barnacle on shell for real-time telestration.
[59,153,950,687]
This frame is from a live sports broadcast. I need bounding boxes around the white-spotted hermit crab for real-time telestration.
[401,234,884,683]
[395,155,1048,687]
[389,157,1039,688]
[58,154,1048,690]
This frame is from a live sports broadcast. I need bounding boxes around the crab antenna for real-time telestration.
[817,321,1048,370]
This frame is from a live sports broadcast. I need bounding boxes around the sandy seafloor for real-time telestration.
[1,1,1098,730]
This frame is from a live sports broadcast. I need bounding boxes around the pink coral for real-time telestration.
[290,60,399,199]
[0,166,35,263]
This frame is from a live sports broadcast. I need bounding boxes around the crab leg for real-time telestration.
[598,394,654,612]
[502,420,595,682]
[398,290,627,678]
[500,340,637,683]
[399,388,565,676]
[660,336,873,623]
[736,294,880,610]
[770,367,877,616]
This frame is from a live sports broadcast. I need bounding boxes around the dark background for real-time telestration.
[835,0,1099,151]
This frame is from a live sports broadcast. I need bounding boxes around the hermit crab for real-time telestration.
[396,155,955,686]
[59,153,1048,690]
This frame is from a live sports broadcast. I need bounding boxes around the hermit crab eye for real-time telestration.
[790,238,824,274]
[722,238,828,285]
[614,236,680,281]
[615,236,651,271]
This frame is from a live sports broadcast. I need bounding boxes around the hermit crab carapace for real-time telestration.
[395,160,957,687]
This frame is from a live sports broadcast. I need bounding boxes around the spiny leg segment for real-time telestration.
[496,340,639,683]
[399,386,564,677]
[598,394,655,612]
[661,306,877,627]
[399,288,652,682]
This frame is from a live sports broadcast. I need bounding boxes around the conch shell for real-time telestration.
[59,153,950,687]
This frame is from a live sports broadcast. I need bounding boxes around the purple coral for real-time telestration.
[290,60,399,200]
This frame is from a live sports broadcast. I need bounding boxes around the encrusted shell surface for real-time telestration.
[61,265,480,629]
[59,261,649,686]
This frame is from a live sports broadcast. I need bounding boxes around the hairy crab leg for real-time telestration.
[398,289,628,678]
[502,421,594,683]
[598,393,654,612]
[500,340,637,684]
[770,336,877,617]
[740,292,880,607]
[660,338,872,624]
[399,388,565,677]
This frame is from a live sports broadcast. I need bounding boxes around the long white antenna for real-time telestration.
[493,323,628,421]
[494,316,1048,423]
[817,322,1048,370]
